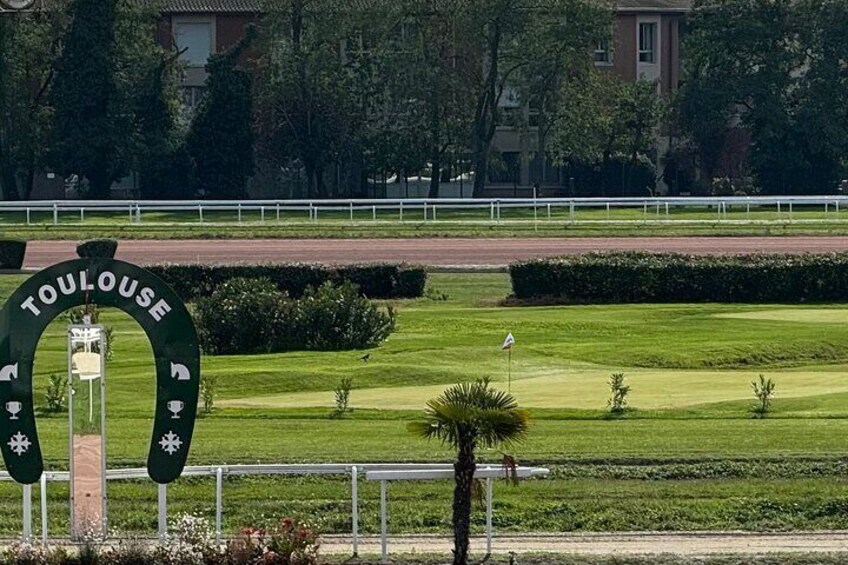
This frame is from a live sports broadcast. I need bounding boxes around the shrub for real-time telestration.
[76,238,118,259]
[200,373,217,415]
[45,374,68,413]
[195,278,287,355]
[510,252,848,304]
[752,374,776,417]
[194,280,396,355]
[0,239,26,269]
[331,377,353,418]
[266,517,320,565]
[298,282,396,351]
[608,372,630,414]
[147,263,426,301]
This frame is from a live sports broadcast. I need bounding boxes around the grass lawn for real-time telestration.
[3,271,848,535]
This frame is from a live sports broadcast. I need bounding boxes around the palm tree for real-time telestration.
[408,378,529,565]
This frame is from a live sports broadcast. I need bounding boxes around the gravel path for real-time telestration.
[21,236,848,268]
[319,531,848,556]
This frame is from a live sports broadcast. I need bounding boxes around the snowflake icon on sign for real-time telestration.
[159,431,182,455]
[8,432,31,456]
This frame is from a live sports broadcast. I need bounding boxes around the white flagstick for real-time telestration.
[502,333,515,392]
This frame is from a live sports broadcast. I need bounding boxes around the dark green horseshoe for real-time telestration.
[0,259,200,484]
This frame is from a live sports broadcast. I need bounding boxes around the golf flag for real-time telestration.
[502,332,515,350]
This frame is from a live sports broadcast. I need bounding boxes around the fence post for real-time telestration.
[486,477,493,555]
[606,202,610,221]
[789,201,793,223]
[216,467,223,543]
[351,466,359,556]
[158,484,167,544]
[23,484,32,541]
[129,204,134,223]
[380,480,388,564]
[276,202,281,222]
[547,203,551,220]
[399,201,404,222]
[40,473,47,544]
[423,203,427,222]
[26,208,31,225]
[433,205,437,221]
[490,202,495,222]
[80,207,85,222]
[373,205,377,221]
[261,206,265,223]
[53,203,58,226]
[350,202,354,223]
[238,204,242,224]
[496,201,501,223]
[569,201,574,223]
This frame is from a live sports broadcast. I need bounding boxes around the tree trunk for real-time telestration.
[86,170,112,200]
[452,436,476,565]
[471,21,502,198]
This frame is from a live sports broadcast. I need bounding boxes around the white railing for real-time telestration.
[2,462,549,559]
[2,196,848,226]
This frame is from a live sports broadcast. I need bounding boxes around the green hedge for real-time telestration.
[77,238,118,258]
[0,239,26,269]
[510,252,848,303]
[147,263,427,301]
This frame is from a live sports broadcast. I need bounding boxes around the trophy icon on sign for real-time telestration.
[5,401,22,420]
[167,400,185,419]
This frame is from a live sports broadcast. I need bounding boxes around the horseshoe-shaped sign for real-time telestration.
[0,259,200,484]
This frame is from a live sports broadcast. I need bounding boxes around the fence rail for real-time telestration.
[2,196,848,227]
[2,462,548,561]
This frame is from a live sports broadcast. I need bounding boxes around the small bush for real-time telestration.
[331,377,353,418]
[298,282,396,351]
[45,374,68,413]
[608,372,630,414]
[0,239,26,269]
[76,239,118,259]
[147,263,427,301]
[194,279,396,355]
[752,374,776,417]
[200,373,217,415]
[195,278,287,355]
[510,252,848,304]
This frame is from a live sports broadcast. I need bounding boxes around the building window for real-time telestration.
[594,39,612,65]
[174,19,213,66]
[639,22,656,64]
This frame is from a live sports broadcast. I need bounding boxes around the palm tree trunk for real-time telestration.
[452,435,476,565]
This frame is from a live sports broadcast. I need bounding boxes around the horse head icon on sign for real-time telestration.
[0,259,200,484]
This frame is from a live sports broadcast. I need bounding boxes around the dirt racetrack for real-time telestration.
[20,236,848,268]
[320,531,848,556]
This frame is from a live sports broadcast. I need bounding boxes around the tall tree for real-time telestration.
[186,26,257,199]
[409,379,529,565]
[550,71,664,195]
[0,8,65,200]
[679,0,848,194]
[463,0,610,196]
[257,0,360,198]
[49,0,125,198]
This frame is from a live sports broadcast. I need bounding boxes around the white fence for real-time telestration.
[3,462,549,559]
[2,196,848,226]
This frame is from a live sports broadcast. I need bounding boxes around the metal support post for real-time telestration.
[40,474,48,544]
[53,203,58,226]
[199,204,204,224]
[351,466,359,556]
[23,484,32,541]
[238,204,242,224]
[373,205,377,221]
[433,205,437,221]
[399,201,404,222]
[380,480,388,564]
[26,208,31,225]
[486,477,493,555]
[216,467,223,543]
[350,202,354,222]
[158,484,167,544]
[261,206,265,223]
[80,208,85,222]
